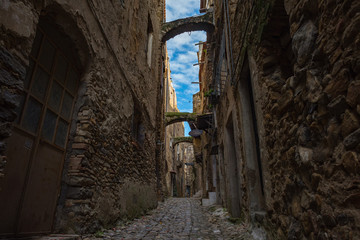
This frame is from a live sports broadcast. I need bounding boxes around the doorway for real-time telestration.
[238,57,265,212]
[224,115,241,217]
[0,25,80,235]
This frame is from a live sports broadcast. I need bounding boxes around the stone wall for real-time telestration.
[0,0,164,234]
[0,0,37,179]
[206,0,360,239]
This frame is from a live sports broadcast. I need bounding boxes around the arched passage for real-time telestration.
[161,12,214,42]
[172,137,193,148]
[165,112,197,127]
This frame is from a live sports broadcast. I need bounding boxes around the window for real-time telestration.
[132,105,145,145]
[146,15,154,67]
[16,27,79,148]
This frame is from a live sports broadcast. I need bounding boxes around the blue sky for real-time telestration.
[166,0,206,136]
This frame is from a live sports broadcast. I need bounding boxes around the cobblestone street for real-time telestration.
[84,198,255,240]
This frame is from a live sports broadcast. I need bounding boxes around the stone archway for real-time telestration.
[161,12,214,42]
[165,112,198,127]
[172,137,193,148]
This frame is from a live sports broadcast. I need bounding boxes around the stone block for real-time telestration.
[0,47,26,77]
[292,21,318,67]
[262,55,278,70]
[301,210,317,236]
[72,143,89,150]
[343,193,360,208]
[291,195,301,218]
[311,173,322,190]
[341,151,359,174]
[284,0,298,14]
[277,89,293,114]
[327,95,347,116]
[321,204,336,228]
[69,156,82,170]
[298,146,313,164]
[324,69,350,98]
[74,136,87,143]
[0,89,20,108]
[287,220,302,240]
[336,213,350,226]
[0,69,21,88]
[343,128,360,149]
[67,176,95,187]
[341,110,359,137]
[333,143,345,164]
[297,126,311,145]
[66,187,93,200]
[0,1,35,38]
[346,81,360,107]
[306,70,323,103]
[342,13,360,47]
[300,190,314,209]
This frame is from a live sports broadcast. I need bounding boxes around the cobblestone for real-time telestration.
[84,198,254,240]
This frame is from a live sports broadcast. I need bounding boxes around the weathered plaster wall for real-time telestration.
[0,0,164,234]
[207,0,360,239]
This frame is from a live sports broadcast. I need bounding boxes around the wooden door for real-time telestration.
[0,27,79,235]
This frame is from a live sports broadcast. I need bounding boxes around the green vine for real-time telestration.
[204,89,214,97]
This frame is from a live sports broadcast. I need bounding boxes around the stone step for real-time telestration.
[202,191,217,206]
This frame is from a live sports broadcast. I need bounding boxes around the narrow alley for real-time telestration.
[0,0,359,239]
[84,197,254,240]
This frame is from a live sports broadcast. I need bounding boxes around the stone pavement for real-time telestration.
[84,198,255,240]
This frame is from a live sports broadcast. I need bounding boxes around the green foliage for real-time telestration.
[173,136,193,142]
[94,230,104,238]
[165,112,196,117]
[209,206,217,212]
[204,89,214,97]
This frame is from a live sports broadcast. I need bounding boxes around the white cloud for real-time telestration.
[184,84,200,95]
[181,108,193,113]
[176,51,198,63]
[166,0,200,22]
[167,32,206,52]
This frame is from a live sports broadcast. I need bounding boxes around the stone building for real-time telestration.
[198,0,360,239]
[182,144,196,197]
[0,0,166,235]
[171,142,196,197]
[163,47,185,197]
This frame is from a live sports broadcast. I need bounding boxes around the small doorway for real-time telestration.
[170,172,177,197]
[238,57,265,211]
[0,25,80,235]
[224,115,241,217]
